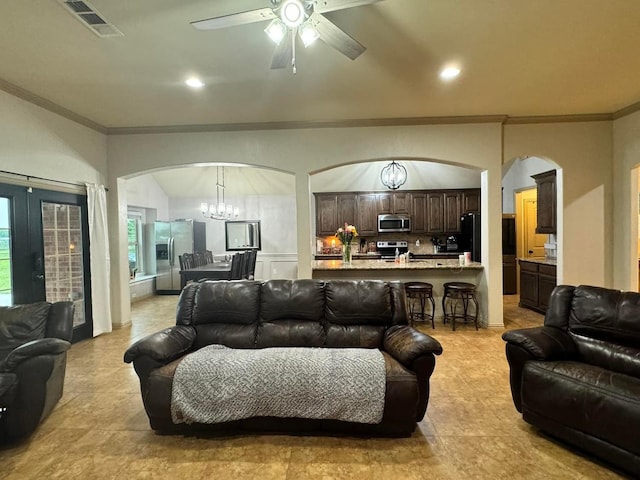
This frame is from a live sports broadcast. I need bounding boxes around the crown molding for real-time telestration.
[106,115,508,135]
[0,78,107,134]
[612,100,640,119]
[503,113,613,125]
[2,77,639,135]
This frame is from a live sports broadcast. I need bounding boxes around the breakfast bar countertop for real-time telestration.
[312,259,484,271]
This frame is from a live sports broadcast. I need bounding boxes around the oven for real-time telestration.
[376,240,409,259]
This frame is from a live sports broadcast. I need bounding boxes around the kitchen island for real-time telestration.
[312,259,485,325]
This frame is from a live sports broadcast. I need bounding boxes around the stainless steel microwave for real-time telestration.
[377,214,411,233]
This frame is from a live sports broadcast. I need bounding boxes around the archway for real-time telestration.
[502,155,563,317]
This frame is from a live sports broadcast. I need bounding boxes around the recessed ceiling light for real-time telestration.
[440,67,461,80]
[185,77,205,88]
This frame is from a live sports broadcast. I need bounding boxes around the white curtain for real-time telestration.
[86,183,112,336]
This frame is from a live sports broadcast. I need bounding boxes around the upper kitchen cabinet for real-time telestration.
[426,193,445,233]
[337,194,357,227]
[444,191,462,232]
[411,193,427,234]
[357,193,378,236]
[531,170,556,234]
[377,192,412,215]
[315,193,337,236]
[315,193,357,235]
[462,189,481,213]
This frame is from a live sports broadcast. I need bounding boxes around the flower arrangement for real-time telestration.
[335,223,358,265]
[335,223,358,245]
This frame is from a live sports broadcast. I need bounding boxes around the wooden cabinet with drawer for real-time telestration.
[519,259,557,314]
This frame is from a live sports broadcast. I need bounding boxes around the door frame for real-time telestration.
[0,183,93,342]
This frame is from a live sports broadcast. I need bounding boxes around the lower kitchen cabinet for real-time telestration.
[519,259,557,314]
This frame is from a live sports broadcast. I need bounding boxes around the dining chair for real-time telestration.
[229,252,245,280]
[245,250,257,280]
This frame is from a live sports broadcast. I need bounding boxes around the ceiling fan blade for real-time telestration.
[191,8,276,30]
[313,0,383,14]
[271,31,293,69]
[308,13,366,60]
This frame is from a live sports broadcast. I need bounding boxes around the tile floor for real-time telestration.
[0,295,629,479]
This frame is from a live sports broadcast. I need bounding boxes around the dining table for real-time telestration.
[179,262,232,289]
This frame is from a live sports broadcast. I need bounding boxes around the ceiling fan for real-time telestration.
[191,0,384,74]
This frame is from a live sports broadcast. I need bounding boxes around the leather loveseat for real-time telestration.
[503,285,640,477]
[124,279,443,436]
[0,301,74,442]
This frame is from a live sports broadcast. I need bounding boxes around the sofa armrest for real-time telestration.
[123,325,196,365]
[0,338,70,372]
[502,326,577,360]
[383,325,443,368]
[502,326,576,413]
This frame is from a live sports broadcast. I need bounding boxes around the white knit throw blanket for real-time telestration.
[171,345,386,425]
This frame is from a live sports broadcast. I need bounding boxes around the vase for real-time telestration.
[342,243,352,265]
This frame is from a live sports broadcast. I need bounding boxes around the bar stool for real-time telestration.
[442,282,479,331]
[405,282,436,329]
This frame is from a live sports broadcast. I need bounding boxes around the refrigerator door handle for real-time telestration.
[169,237,175,266]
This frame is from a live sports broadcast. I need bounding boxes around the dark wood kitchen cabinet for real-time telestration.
[315,194,337,236]
[532,170,556,234]
[356,193,378,236]
[337,194,357,227]
[444,192,462,233]
[426,193,445,233]
[377,192,412,215]
[462,189,481,213]
[411,193,427,234]
[519,259,557,313]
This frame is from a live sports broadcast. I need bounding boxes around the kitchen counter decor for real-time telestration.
[335,223,358,265]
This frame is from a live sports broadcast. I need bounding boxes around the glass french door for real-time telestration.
[0,183,92,342]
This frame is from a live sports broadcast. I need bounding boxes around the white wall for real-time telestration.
[126,175,169,220]
[613,110,640,290]
[503,121,613,288]
[501,156,557,213]
[311,160,481,192]
[107,123,505,328]
[169,194,297,255]
[0,90,106,185]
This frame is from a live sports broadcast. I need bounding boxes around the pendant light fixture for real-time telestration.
[381,161,407,190]
[200,166,240,220]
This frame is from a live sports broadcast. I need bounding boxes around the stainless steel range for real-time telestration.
[376,240,409,259]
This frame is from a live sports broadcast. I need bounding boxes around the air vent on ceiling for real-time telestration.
[57,0,123,37]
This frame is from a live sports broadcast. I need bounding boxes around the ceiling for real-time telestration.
[1,0,640,130]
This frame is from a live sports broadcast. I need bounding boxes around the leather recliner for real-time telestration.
[0,301,74,442]
[503,285,640,477]
[125,279,444,436]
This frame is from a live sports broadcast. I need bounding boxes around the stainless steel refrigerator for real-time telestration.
[155,220,206,294]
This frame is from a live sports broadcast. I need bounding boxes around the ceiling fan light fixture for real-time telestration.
[280,0,305,28]
[299,21,319,47]
[265,18,287,44]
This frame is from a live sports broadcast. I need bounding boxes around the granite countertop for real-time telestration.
[519,257,557,266]
[312,259,484,271]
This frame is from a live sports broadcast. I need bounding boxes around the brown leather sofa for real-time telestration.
[124,279,443,436]
[0,301,74,442]
[503,285,640,477]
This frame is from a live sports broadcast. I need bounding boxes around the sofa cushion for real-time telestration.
[325,281,392,348]
[257,280,326,347]
[522,360,640,456]
[0,303,50,363]
[569,285,640,347]
[181,281,261,349]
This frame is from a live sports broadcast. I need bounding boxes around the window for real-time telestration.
[127,211,144,277]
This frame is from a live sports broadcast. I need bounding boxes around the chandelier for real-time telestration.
[200,166,240,220]
[380,161,407,190]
